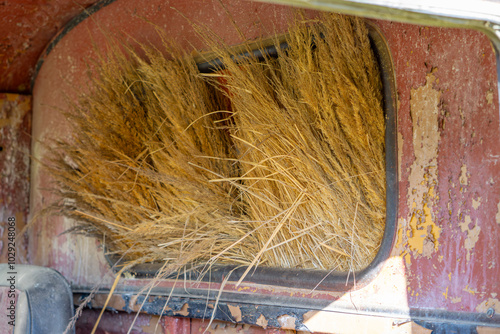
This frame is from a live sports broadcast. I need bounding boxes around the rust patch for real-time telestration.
[405,72,442,258]
[277,314,296,329]
[256,314,268,329]
[227,304,242,322]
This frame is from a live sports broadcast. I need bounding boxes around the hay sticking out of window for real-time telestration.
[46,12,386,277]
[203,13,386,273]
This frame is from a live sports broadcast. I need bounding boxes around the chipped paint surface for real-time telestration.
[459,215,481,261]
[276,315,296,329]
[174,303,190,316]
[460,165,469,186]
[256,315,268,329]
[227,305,242,322]
[486,90,494,105]
[377,18,500,315]
[405,72,442,258]
[476,298,500,313]
[472,197,482,210]
[464,223,481,262]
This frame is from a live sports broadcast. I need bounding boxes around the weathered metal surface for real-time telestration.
[26,0,500,332]
[0,0,98,92]
[74,308,304,333]
[0,93,30,264]
[377,20,500,314]
[74,309,190,334]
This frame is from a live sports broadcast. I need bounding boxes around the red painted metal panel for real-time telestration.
[0,93,30,264]
[0,0,99,92]
[75,309,191,334]
[376,20,500,313]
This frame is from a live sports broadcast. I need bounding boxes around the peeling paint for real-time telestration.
[451,297,462,304]
[464,224,481,262]
[463,285,479,295]
[174,303,189,316]
[277,314,296,329]
[227,304,242,322]
[472,197,482,210]
[459,164,469,186]
[406,72,442,259]
[486,89,494,105]
[442,287,448,299]
[404,252,411,266]
[407,202,441,257]
[256,314,268,329]
[460,215,481,262]
[476,298,500,313]
[460,215,472,232]
[395,219,406,251]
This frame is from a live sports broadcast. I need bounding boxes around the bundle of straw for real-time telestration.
[202,13,385,272]
[47,12,385,276]
[47,43,257,269]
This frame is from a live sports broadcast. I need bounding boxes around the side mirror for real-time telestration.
[0,264,74,334]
